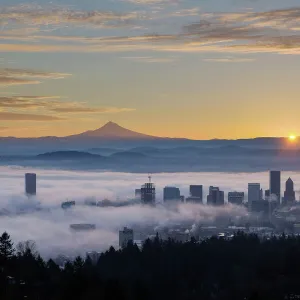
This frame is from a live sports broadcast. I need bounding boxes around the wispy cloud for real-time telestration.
[2,6,300,55]
[0,112,63,121]
[0,76,40,86]
[0,3,144,30]
[0,68,71,87]
[170,8,200,17]
[121,56,177,63]
[50,106,136,114]
[203,57,255,63]
[0,96,135,115]
[0,68,71,79]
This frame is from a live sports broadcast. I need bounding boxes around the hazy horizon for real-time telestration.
[0,121,299,141]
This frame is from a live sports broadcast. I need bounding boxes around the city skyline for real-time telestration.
[22,170,299,206]
[1,0,300,139]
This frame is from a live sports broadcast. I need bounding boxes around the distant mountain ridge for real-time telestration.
[0,122,299,157]
[36,151,101,160]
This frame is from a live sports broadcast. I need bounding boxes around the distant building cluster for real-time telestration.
[23,170,298,214]
[18,170,300,257]
[134,170,297,215]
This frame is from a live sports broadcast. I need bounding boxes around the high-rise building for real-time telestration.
[189,185,203,199]
[186,185,203,204]
[265,189,270,200]
[248,183,260,210]
[284,177,296,204]
[207,186,224,206]
[270,171,281,204]
[119,227,134,248]
[180,195,185,203]
[141,183,155,205]
[25,173,36,196]
[228,192,244,205]
[163,187,181,201]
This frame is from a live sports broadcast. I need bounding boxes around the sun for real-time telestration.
[289,135,297,141]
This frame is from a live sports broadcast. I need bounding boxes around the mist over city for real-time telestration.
[1,166,300,261]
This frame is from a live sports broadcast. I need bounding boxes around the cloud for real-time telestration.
[50,106,136,114]
[203,57,255,63]
[170,8,201,17]
[217,8,300,31]
[0,112,63,121]
[0,96,135,116]
[0,3,144,30]
[121,56,177,63]
[0,68,71,87]
[1,167,300,258]
[0,76,40,86]
[0,68,71,79]
[0,167,255,258]
[2,6,300,56]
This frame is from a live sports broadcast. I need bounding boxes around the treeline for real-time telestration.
[2,232,300,299]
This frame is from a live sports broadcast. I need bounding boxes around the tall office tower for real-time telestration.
[207,186,224,206]
[135,189,141,200]
[163,187,181,201]
[189,185,203,200]
[248,183,260,210]
[141,183,155,205]
[265,189,270,200]
[228,192,245,205]
[25,173,36,196]
[119,227,134,248]
[270,170,281,204]
[284,177,296,204]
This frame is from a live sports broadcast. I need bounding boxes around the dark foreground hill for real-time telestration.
[1,231,300,300]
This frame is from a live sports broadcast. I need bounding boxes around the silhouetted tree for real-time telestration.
[0,232,14,260]
[2,230,300,300]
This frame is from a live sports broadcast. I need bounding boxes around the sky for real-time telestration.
[1,0,300,139]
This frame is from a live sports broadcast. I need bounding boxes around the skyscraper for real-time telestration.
[189,185,203,200]
[270,171,281,204]
[248,183,260,210]
[25,173,36,196]
[284,177,296,204]
[265,189,270,200]
[207,186,224,206]
[163,187,181,201]
[186,185,203,203]
[228,192,244,205]
[141,183,155,205]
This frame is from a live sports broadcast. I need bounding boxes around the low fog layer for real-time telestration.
[1,167,299,258]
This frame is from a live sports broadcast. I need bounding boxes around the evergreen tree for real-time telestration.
[0,232,14,261]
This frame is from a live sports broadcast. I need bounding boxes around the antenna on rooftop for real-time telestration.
[148,173,152,183]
